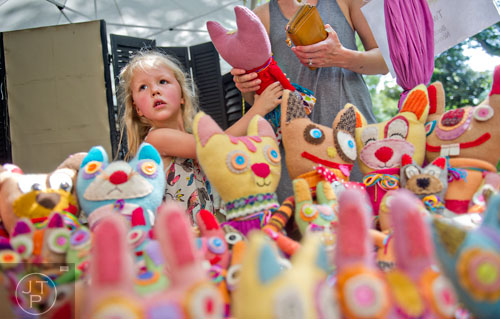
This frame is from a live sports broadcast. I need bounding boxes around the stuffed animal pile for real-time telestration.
[1,29,500,318]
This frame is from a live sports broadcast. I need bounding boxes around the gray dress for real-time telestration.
[269,0,377,202]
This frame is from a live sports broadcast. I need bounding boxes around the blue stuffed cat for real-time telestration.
[76,143,165,229]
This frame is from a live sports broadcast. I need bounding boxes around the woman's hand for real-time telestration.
[291,24,351,69]
[230,68,261,93]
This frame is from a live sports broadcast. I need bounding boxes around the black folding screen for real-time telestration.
[0,33,11,164]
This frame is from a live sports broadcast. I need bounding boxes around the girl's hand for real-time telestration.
[230,68,261,93]
[253,81,283,114]
[291,24,350,69]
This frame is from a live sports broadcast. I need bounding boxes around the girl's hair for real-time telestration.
[117,50,199,159]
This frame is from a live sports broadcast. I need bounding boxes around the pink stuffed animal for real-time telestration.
[206,5,295,95]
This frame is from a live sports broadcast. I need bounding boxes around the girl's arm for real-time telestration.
[145,128,197,159]
[224,81,283,136]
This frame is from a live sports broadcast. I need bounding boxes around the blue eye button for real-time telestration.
[310,128,322,139]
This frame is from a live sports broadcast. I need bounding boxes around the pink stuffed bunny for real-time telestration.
[84,202,224,318]
[206,5,295,95]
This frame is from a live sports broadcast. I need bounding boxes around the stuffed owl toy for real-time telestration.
[76,142,165,229]
[206,5,295,96]
[355,84,430,215]
[233,231,338,319]
[431,192,500,319]
[400,154,448,214]
[193,112,281,236]
[426,67,500,213]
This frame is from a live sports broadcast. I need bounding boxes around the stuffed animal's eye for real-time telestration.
[225,232,243,245]
[386,117,409,140]
[304,124,325,144]
[226,264,241,291]
[48,228,71,253]
[138,160,158,178]
[425,120,436,136]
[425,166,441,177]
[337,131,357,161]
[184,283,224,319]
[0,250,21,268]
[263,145,281,165]
[207,237,226,255]
[300,204,319,222]
[70,228,91,249]
[10,235,34,259]
[405,166,420,179]
[128,228,147,248]
[473,104,494,121]
[227,151,249,173]
[49,172,73,192]
[83,161,102,179]
[361,126,378,146]
[18,175,47,193]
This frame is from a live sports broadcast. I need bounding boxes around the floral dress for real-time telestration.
[163,157,218,225]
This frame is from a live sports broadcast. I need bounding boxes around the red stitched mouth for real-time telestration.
[426,132,491,152]
[301,152,353,171]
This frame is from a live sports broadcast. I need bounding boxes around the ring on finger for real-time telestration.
[308,58,312,66]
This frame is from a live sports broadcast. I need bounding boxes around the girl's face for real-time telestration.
[130,64,185,129]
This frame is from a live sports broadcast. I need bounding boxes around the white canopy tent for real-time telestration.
[0,0,261,73]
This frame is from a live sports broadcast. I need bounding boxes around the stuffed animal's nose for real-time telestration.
[375,146,394,163]
[36,193,60,210]
[109,171,128,185]
[251,163,270,178]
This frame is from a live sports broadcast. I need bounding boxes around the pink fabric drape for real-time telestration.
[384,0,434,109]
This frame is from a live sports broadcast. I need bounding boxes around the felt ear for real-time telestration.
[490,65,500,96]
[234,5,262,40]
[206,20,228,50]
[193,112,224,148]
[80,146,107,169]
[390,189,433,273]
[292,233,330,274]
[155,201,200,282]
[401,153,414,166]
[47,211,65,228]
[280,90,307,126]
[254,234,284,284]
[352,106,368,128]
[136,142,162,165]
[427,81,445,116]
[336,189,373,269]
[247,115,276,139]
[431,218,467,257]
[480,192,500,232]
[400,84,430,122]
[91,213,134,289]
[430,157,446,170]
[12,218,35,236]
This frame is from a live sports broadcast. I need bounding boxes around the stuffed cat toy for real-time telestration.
[272,89,361,253]
[9,211,71,266]
[206,5,295,96]
[431,192,500,318]
[355,84,430,215]
[0,153,85,235]
[336,188,458,319]
[400,153,449,215]
[233,230,338,319]
[193,112,281,236]
[83,201,224,318]
[426,67,500,213]
[76,142,165,229]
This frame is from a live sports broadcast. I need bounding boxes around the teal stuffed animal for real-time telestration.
[431,192,500,318]
[76,142,165,229]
